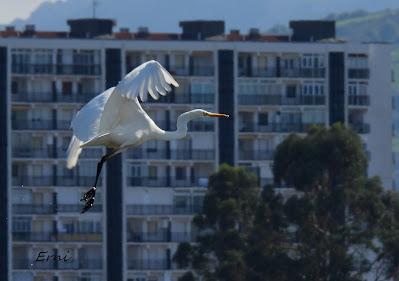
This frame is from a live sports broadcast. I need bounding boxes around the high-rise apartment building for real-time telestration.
[0,19,394,281]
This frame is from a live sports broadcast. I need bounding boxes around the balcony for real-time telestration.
[239,150,274,161]
[126,204,202,216]
[12,203,102,214]
[56,231,102,242]
[127,231,194,243]
[12,175,101,187]
[127,230,168,242]
[127,149,215,160]
[12,64,54,75]
[55,176,100,187]
[348,68,369,79]
[238,67,277,78]
[238,94,325,106]
[13,120,54,130]
[127,176,206,188]
[56,64,101,76]
[12,92,97,103]
[58,259,102,270]
[14,258,56,270]
[349,122,370,134]
[170,149,214,160]
[13,204,55,215]
[127,259,169,270]
[58,147,103,159]
[12,175,53,187]
[168,65,214,76]
[12,147,55,158]
[348,95,370,106]
[147,93,214,104]
[239,122,324,133]
[12,63,101,76]
[281,68,326,78]
[57,204,103,213]
[13,231,102,242]
[13,232,54,242]
[13,258,102,270]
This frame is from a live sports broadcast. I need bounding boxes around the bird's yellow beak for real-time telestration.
[205,112,229,118]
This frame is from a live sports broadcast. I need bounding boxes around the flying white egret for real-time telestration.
[66,60,229,213]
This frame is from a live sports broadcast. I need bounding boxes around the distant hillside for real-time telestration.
[266,9,399,43]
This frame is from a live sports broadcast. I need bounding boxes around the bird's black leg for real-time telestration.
[81,151,116,214]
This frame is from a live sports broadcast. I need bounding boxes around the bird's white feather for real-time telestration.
[115,60,178,102]
[70,87,115,143]
[66,136,83,169]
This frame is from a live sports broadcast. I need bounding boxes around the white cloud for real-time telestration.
[0,0,56,23]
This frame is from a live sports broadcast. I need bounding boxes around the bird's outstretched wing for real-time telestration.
[114,60,179,102]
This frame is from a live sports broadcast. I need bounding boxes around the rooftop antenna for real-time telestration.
[92,0,99,18]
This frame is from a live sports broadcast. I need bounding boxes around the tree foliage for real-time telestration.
[175,124,399,281]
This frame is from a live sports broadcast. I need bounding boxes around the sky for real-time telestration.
[0,0,53,23]
[0,0,399,32]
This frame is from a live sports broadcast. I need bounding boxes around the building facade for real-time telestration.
[0,19,394,281]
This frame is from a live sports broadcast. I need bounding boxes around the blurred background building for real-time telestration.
[0,18,394,281]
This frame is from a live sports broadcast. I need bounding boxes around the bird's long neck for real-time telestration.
[158,112,191,141]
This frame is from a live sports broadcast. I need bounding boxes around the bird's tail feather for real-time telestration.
[66,136,82,169]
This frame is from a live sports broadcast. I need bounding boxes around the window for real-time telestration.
[176,167,186,180]
[148,166,157,179]
[286,85,297,98]
[258,113,269,126]
[11,81,18,93]
[13,218,31,232]
[62,81,72,95]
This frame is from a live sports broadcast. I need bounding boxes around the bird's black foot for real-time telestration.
[80,187,96,202]
[80,187,96,214]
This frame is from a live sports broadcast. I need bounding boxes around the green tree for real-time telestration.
[273,124,387,281]
[174,164,291,281]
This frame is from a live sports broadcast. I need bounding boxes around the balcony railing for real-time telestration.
[170,149,214,160]
[55,176,100,187]
[56,232,102,242]
[127,176,207,188]
[13,231,102,242]
[348,68,369,79]
[126,204,202,215]
[349,122,370,134]
[12,92,97,103]
[13,258,102,270]
[348,95,370,106]
[12,203,102,214]
[13,204,55,215]
[12,119,71,131]
[127,230,168,242]
[13,232,55,242]
[58,147,103,159]
[12,63,101,76]
[127,149,215,160]
[168,65,214,77]
[57,204,102,213]
[12,120,54,130]
[56,64,101,76]
[127,259,169,270]
[238,67,277,78]
[127,231,194,243]
[12,175,101,187]
[239,150,274,161]
[12,147,102,159]
[239,122,324,133]
[12,147,55,158]
[147,93,214,104]
[238,94,325,106]
[12,176,53,187]
[281,68,326,78]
